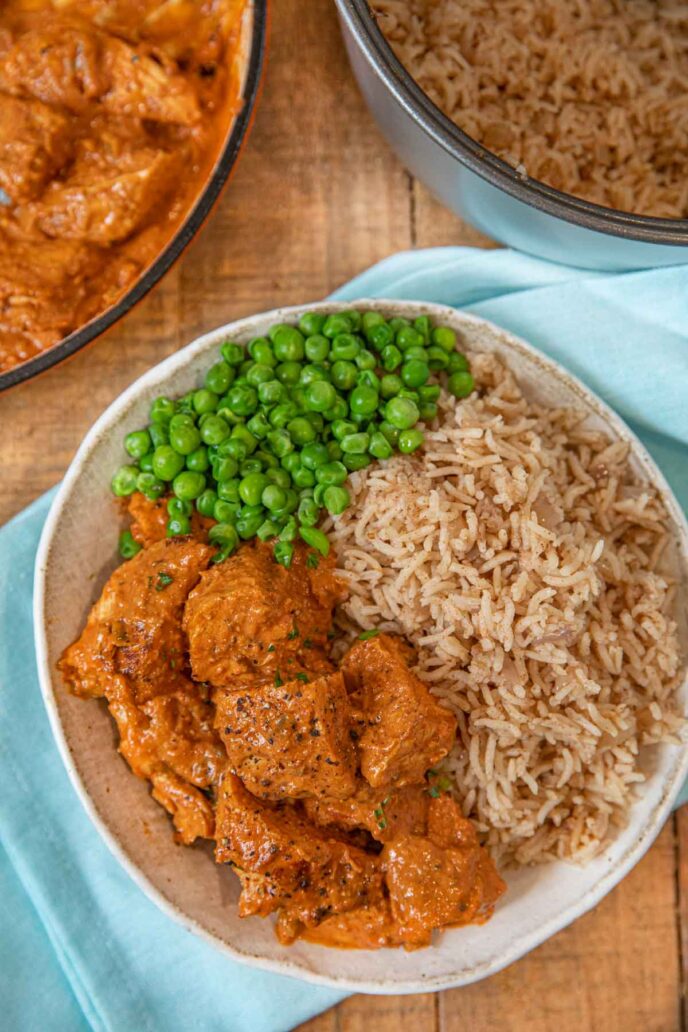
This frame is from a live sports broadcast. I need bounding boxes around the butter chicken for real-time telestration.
[59,495,505,950]
[0,0,247,373]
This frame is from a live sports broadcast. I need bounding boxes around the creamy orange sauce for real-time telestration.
[0,0,247,373]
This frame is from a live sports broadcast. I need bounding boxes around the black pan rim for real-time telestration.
[337,0,688,248]
[0,0,268,393]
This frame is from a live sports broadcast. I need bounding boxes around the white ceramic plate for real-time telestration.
[34,300,688,994]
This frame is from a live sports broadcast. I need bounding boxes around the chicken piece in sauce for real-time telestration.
[342,634,458,789]
[183,540,345,687]
[216,671,357,802]
[215,774,384,943]
[304,781,430,844]
[127,491,212,548]
[59,536,222,844]
[0,94,73,203]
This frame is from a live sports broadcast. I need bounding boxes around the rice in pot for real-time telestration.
[373,0,688,219]
[326,352,684,865]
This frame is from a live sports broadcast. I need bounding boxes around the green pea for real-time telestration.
[447,371,475,398]
[241,458,263,475]
[401,360,430,388]
[236,510,266,540]
[173,470,206,501]
[269,402,298,428]
[355,349,376,371]
[256,518,280,541]
[341,432,370,455]
[267,428,294,457]
[214,499,240,523]
[139,453,154,473]
[381,344,402,372]
[209,519,239,550]
[150,396,175,424]
[380,373,402,398]
[248,337,276,365]
[256,449,279,469]
[297,497,320,527]
[404,346,428,363]
[262,484,287,511]
[313,484,327,505]
[343,452,371,471]
[149,423,169,448]
[177,392,195,416]
[274,540,294,568]
[279,515,298,542]
[384,396,419,430]
[419,401,438,421]
[426,346,449,371]
[246,363,274,387]
[287,416,316,445]
[413,315,432,342]
[239,359,253,377]
[299,364,329,387]
[167,497,192,518]
[432,326,457,352]
[205,361,234,395]
[231,425,258,453]
[349,385,378,417]
[346,310,362,331]
[379,421,400,447]
[196,489,218,518]
[447,351,470,373]
[167,515,191,537]
[275,361,302,386]
[199,415,229,447]
[247,411,271,439]
[315,461,347,486]
[185,446,209,473]
[396,326,423,351]
[266,467,291,489]
[305,381,336,413]
[322,313,352,339]
[238,472,269,506]
[301,442,329,469]
[152,446,185,482]
[304,411,325,433]
[213,455,239,482]
[368,431,393,459]
[299,312,326,337]
[281,451,301,475]
[272,325,305,362]
[191,389,217,415]
[226,384,258,416]
[331,360,358,391]
[323,485,350,515]
[357,370,380,391]
[362,311,385,335]
[327,441,342,461]
[278,488,298,515]
[330,333,361,362]
[119,529,141,559]
[136,471,165,500]
[398,428,425,453]
[292,465,316,488]
[332,419,356,441]
[304,334,330,363]
[299,526,330,556]
[419,384,441,402]
[367,322,394,351]
[221,342,245,366]
[125,430,152,461]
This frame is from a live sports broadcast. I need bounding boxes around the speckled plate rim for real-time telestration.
[34,299,688,994]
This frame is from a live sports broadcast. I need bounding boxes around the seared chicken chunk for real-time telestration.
[216,672,357,801]
[184,541,345,687]
[60,536,212,703]
[304,781,429,843]
[215,774,384,942]
[342,634,457,789]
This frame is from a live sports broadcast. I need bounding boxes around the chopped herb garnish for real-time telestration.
[274,671,283,688]
[437,775,452,792]
[306,551,319,569]
[303,638,313,649]
[377,817,388,830]
[155,572,174,591]
[373,797,390,830]
[295,672,309,683]
[267,644,276,653]
[428,785,441,798]
[287,626,299,640]
[358,628,379,641]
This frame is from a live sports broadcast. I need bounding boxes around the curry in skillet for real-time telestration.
[60,493,505,950]
[0,0,246,373]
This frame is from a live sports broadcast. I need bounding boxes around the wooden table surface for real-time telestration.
[1,2,685,1029]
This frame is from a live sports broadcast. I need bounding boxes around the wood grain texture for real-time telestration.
[0,1,683,1030]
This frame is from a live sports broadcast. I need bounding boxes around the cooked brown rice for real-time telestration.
[326,352,684,865]
[373,0,688,218]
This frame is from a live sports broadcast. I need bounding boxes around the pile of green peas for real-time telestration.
[112,309,474,567]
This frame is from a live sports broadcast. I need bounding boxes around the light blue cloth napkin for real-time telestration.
[1,247,686,1031]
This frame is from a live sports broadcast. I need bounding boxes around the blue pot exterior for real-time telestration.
[337,2,688,271]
